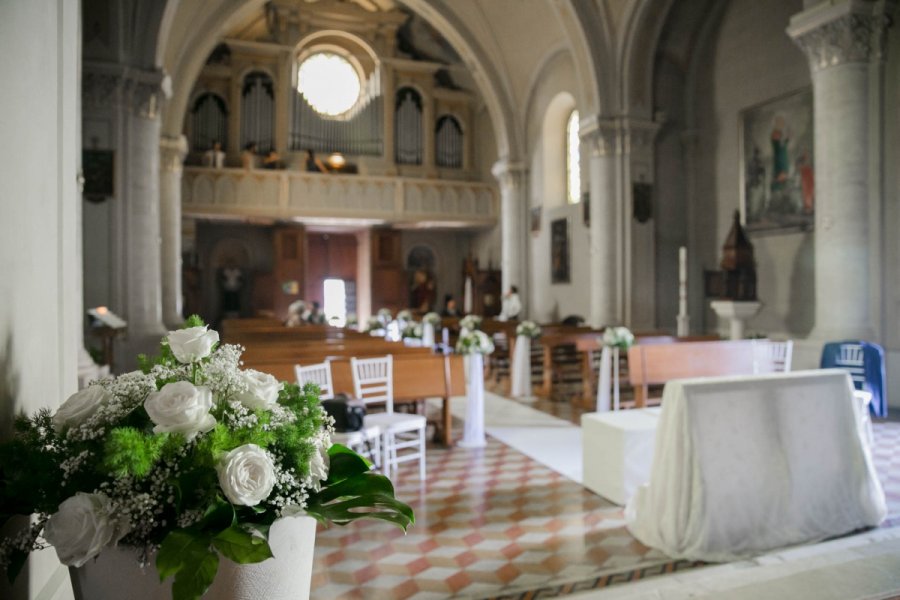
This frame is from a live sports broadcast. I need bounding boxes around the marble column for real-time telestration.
[788,2,891,341]
[582,120,621,328]
[160,135,188,328]
[492,160,529,308]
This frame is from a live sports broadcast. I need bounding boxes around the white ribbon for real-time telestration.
[459,353,486,447]
[596,346,620,412]
[510,335,532,398]
[422,322,435,348]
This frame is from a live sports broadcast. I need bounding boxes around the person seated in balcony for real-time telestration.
[441,294,459,317]
[304,149,329,173]
[263,149,284,170]
[202,140,225,168]
[241,142,258,169]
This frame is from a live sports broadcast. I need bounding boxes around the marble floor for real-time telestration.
[309,393,900,600]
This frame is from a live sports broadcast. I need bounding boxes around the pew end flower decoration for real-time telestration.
[0,316,413,600]
[602,326,635,350]
[456,330,495,356]
[401,322,423,340]
[515,321,541,339]
[423,312,442,327]
[459,314,483,332]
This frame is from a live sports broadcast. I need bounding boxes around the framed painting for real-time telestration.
[550,217,570,284]
[740,88,814,233]
[530,206,542,234]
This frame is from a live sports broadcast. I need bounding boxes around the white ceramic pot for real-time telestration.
[70,515,317,600]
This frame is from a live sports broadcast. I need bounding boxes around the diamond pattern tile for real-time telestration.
[311,413,900,600]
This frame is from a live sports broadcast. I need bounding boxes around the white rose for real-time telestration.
[52,386,112,433]
[43,492,126,567]
[166,326,219,363]
[216,444,276,506]
[308,443,330,491]
[236,370,283,410]
[144,381,216,440]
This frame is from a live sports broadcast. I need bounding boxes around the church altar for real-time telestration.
[626,370,886,562]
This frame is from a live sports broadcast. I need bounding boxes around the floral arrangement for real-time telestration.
[459,314,482,331]
[365,316,385,335]
[422,312,441,327]
[455,330,495,356]
[602,326,635,350]
[396,309,413,323]
[0,317,413,600]
[515,320,541,339]
[344,312,358,328]
[401,322,423,340]
[376,308,393,326]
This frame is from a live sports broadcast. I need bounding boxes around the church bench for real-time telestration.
[535,328,603,398]
[576,334,721,405]
[627,339,763,407]
[243,353,465,446]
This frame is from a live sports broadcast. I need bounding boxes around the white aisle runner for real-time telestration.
[433,391,584,483]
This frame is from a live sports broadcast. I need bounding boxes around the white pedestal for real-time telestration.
[459,353,486,448]
[581,409,661,505]
[709,300,762,340]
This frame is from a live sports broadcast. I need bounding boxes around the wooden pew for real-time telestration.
[535,327,603,398]
[243,353,465,446]
[627,339,764,407]
[576,334,721,405]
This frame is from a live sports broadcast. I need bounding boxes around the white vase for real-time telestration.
[70,515,317,600]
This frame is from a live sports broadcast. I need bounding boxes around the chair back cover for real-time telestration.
[821,341,886,418]
[295,361,335,400]
[350,355,394,412]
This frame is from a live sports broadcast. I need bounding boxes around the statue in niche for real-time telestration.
[407,245,437,312]
[219,260,245,319]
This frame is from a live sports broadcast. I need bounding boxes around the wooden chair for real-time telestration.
[351,355,426,479]
[296,361,382,469]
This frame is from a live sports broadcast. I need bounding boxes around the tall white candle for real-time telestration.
[679,246,687,285]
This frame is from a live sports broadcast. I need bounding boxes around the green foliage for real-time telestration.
[183,315,206,328]
[306,445,414,531]
[102,428,168,478]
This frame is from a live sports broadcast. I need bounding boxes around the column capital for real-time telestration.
[491,159,528,189]
[579,115,620,157]
[160,135,189,174]
[788,0,894,71]
[82,62,171,118]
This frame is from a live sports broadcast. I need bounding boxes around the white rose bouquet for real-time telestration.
[401,322,423,340]
[376,308,393,326]
[456,330,495,355]
[602,325,635,350]
[365,316,385,335]
[516,320,541,339]
[0,317,413,600]
[396,309,413,323]
[459,314,483,331]
[423,312,441,327]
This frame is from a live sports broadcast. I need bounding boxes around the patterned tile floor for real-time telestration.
[310,407,900,600]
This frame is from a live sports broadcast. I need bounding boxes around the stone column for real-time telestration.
[788,1,891,341]
[121,73,169,361]
[160,135,188,328]
[582,119,621,328]
[492,160,529,308]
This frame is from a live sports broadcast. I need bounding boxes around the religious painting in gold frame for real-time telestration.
[739,87,814,233]
[550,217,570,284]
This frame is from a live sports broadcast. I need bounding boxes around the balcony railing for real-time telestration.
[182,168,498,226]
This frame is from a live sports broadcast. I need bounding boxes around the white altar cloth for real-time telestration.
[626,370,886,562]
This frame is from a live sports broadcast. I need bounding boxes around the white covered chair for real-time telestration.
[752,339,793,374]
[351,355,426,479]
[295,361,382,469]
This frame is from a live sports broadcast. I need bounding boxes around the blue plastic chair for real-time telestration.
[820,341,887,418]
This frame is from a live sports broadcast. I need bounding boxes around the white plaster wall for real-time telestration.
[523,49,589,322]
[0,1,80,599]
[697,0,812,338]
